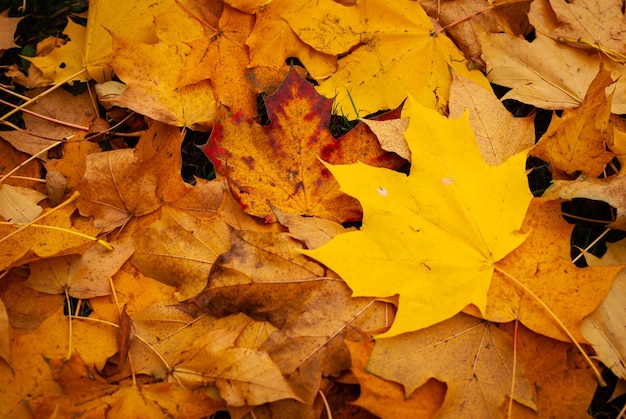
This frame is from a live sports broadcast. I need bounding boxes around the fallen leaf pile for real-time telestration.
[1,0,625,417]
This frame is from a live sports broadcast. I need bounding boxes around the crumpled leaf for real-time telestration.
[191,229,390,404]
[449,73,535,166]
[202,67,405,223]
[531,66,615,179]
[284,0,491,118]
[131,205,232,301]
[172,321,301,406]
[24,238,134,298]
[547,0,626,62]
[367,314,536,417]
[77,149,162,232]
[305,97,532,337]
[29,351,223,418]
[543,174,626,230]
[25,19,90,84]
[0,183,46,223]
[418,0,531,67]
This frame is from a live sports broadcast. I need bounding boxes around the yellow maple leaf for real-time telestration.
[25,19,90,84]
[284,0,490,118]
[304,97,533,337]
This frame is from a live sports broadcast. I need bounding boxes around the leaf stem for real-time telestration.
[494,265,606,386]
[0,98,89,131]
[0,68,88,122]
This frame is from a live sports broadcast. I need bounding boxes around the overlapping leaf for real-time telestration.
[305,97,532,337]
[202,67,405,223]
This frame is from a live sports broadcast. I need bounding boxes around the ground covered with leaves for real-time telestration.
[1,0,626,418]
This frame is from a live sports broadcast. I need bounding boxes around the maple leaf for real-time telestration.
[367,314,536,417]
[346,332,446,418]
[25,19,90,84]
[547,0,626,62]
[29,351,223,418]
[531,65,616,179]
[101,5,216,130]
[202,67,405,223]
[130,205,232,301]
[543,175,626,230]
[418,0,531,67]
[235,0,338,80]
[449,74,535,166]
[24,237,134,298]
[499,322,601,418]
[581,255,626,380]
[0,89,97,161]
[304,97,533,337]
[179,4,259,116]
[474,199,622,342]
[283,0,491,118]
[171,321,301,406]
[0,8,21,52]
[191,229,390,404]
[479,0,626,113]
[0,183,46,223]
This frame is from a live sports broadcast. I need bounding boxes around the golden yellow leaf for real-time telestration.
[24,238,134,298]
[85,0,207,82]
[101,7,216,130]
[476,199,622,342]
[25,19,90,84]
[367,314,536,417]
[284,0,490,118]
[0,203,99,271]
[531,66,615,179]
[242,0,337,80]
[305,97,532,337]
[179,4,258,116]
[1,308,117,417]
